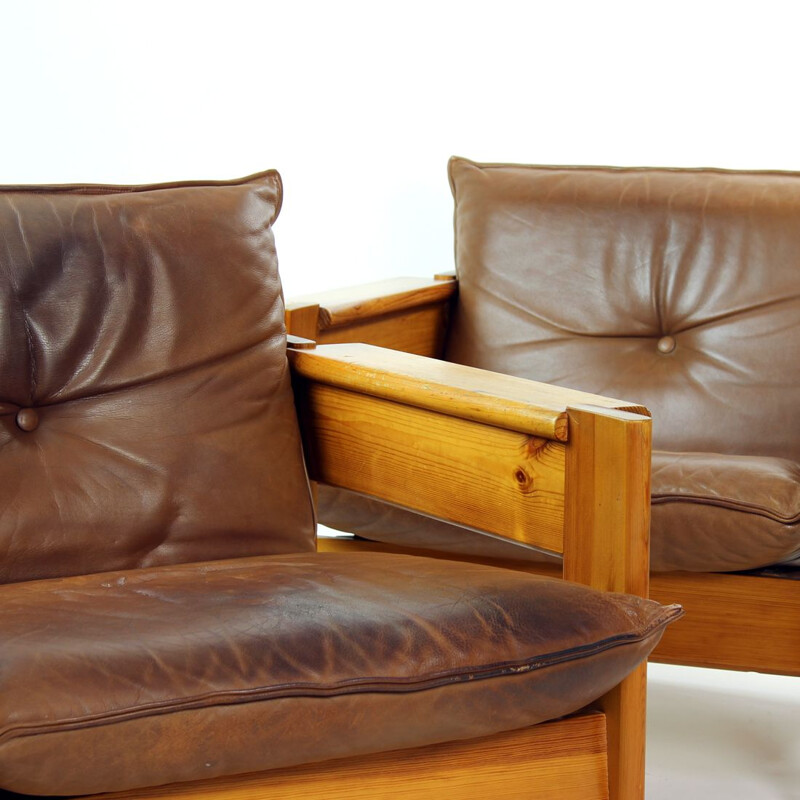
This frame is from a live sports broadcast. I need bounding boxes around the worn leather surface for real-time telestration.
[0,551,680,795]
[651,451,800,571]
[0,172,315,584]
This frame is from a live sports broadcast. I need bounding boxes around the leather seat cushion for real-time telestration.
[651,451,800,571]
[0,171,315,584]
[317,446,800,572]
[0,551,679,796]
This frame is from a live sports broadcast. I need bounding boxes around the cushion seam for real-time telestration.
[0,607,680,743]
[651,494,799,523]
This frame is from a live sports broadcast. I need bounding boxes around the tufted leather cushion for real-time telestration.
[446,158,800,463]
[430,157,800,572]
[0,172,315,584]
[0,552,680,795]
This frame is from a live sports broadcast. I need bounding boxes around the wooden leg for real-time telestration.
[563,405,652,800]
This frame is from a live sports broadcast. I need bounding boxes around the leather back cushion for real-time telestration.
[447,157,800,462]
[0,171,315,584]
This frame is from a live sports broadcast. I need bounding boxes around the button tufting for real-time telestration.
[16,408,40,432]
[657,335,676,354]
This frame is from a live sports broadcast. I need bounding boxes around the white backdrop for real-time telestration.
[3,1,799,298]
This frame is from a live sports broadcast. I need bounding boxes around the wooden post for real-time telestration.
[285,302,321,341]
[562,404,652,800]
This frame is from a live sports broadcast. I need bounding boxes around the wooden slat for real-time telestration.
[562,405,653,800]
[284,302,320,341]
[289,343,647,442]
[649,571,800,676]
[299,383,566,554]
[287,275,457,330]
[80,713,608,800]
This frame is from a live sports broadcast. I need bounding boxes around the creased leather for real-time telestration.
[318,483,560,564]
[0,172,315,584]
[446,159,800,464]
[0,552,680,795]
[651,451,800,571]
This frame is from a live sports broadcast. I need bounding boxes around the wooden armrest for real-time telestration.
[287,275,456,330]
[289,342,647,442]
[285,276,457,357]
[290,341,651,595]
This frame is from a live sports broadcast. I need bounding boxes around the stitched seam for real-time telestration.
[651,494,799,523]
[0,169,280,196]
[0,606,681,742]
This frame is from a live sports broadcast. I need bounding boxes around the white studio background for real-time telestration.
[2,1,799,299]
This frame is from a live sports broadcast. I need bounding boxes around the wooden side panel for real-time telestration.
[288,275,457,327]
[650,571,800,676]
[81,713,608,800]
[299,382,566,554]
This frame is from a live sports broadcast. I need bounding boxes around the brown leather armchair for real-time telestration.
[286,157,800,678]
[0,171,679,799]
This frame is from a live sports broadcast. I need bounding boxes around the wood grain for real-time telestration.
[298,382,566,554]
[562,405,652,597]
[284,302,320,341]
[312,304,450,357]
[287,275,457,329]
[562,405,652,800]
[649,571,800,676]
[79,713,608,800]
[290,343,647,442]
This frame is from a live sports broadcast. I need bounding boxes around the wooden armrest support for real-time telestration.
[285,277,457,357]
[287,275,457,331]
[290,342,651,570]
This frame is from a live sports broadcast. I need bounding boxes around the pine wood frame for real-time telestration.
[285,276,800,679]
[81,713,609,800]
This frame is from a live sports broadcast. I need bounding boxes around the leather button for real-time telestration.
[16,408,40,432]
[657,335,676,354]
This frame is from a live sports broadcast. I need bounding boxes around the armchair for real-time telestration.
[286,157,800,678]
[0,171,679,799]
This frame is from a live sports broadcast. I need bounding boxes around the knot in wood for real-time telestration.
[514,467,534,492]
